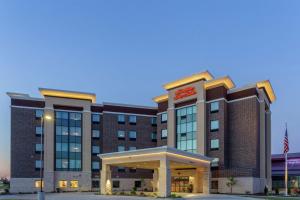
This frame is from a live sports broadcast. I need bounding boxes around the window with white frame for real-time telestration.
[92,130,100,138]
[210,102,219,113]
[92,114,100,123]
[161,113,167,123]
[92,161,100,170]
[92,146,100,154]
[35,143,43,152]
[129,115,137,124]
[211,139,219,150]
[161,129,168,139]
[118,114,125,123]
[118,145,125,152]
[35,160,43,169]
[117,130,125,139]
[129,131,136,140]
[210,120,219,132]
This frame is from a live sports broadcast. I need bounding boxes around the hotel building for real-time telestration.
[8,71,275,196]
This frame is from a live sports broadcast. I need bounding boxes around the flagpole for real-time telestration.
[285,152,288,196]
[284,123,288,196]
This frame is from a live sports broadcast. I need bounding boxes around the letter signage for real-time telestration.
[174,86,197,100]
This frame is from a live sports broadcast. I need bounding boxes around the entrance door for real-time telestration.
[171,177,190,192]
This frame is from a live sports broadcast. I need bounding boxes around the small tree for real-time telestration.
[226,176,237,194]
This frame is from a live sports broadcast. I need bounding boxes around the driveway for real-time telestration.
[0,192,259,200]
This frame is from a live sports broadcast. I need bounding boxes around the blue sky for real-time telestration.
[0,0,300,177]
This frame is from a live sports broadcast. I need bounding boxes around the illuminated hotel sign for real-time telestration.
[174,86,197,100]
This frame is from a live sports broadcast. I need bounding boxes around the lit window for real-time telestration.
[59,180,67,188]
[210,102,219,113]
[70,180,79,188]
[210,120,219,132]
[117,130,125,139]
[35,160,43,169]
[36,126,43,135]
[118,145,125,152]
[161,129,168,139]
[35,180,44,188]
[92,114,100,123]
[211,139,219,150]
[92,130,100,138]
[129,131,136,140]
[161,113,167,123]
[151,117,157,125]
[118,115,125,123]
[35,144,43,152]
[129,115,137,124]
[92,146,100,154]
[129,146,136,151]
[92,161,100,170]
[35,110,44,119]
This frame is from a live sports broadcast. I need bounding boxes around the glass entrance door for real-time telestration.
[171,177,190,192]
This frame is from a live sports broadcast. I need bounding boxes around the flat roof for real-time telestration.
[39,88,96,103]
[163,71,214,90]
[99,146,213,163]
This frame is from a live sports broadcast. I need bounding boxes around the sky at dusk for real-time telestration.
[0,0,300,178]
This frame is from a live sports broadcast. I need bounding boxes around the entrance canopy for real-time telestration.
[98,146,213,197]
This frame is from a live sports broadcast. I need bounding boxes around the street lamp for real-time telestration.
[38,114,52,200]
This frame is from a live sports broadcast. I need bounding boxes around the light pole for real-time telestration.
[38,114,51,200]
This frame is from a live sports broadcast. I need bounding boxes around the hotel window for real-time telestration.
[211,158,219,167]
[92,130,100,138]
[129,131,136,140]
[129,115,137,124]
[92,146,100,154]
[211,181,218,190]
[35,143,43,152]
[35,109,44,119]
[176,105,197,153]
[118,114,125,124]
[118,145,125,152]
[92,180,99,188]
[130,168,136,173]
[36,126,43,135]
[92,161,100,170]
[210,102,219,113]
[35,180,44,188]
[118,167,125,172]
[70,180,79,188]
[117,130,125,139]
[161,129,168,139]
[210,120,219,132]
[129,146,136,151]
[55,111,82,171]
[35,160,43,169]
[92,114,100,123]
[151,117,157,126]
[135,181,141,188]
[151,132,157,142]
[161,113,167,123]
[59,180,67,188]
[211,139,219,150]
[113,181,120,188]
